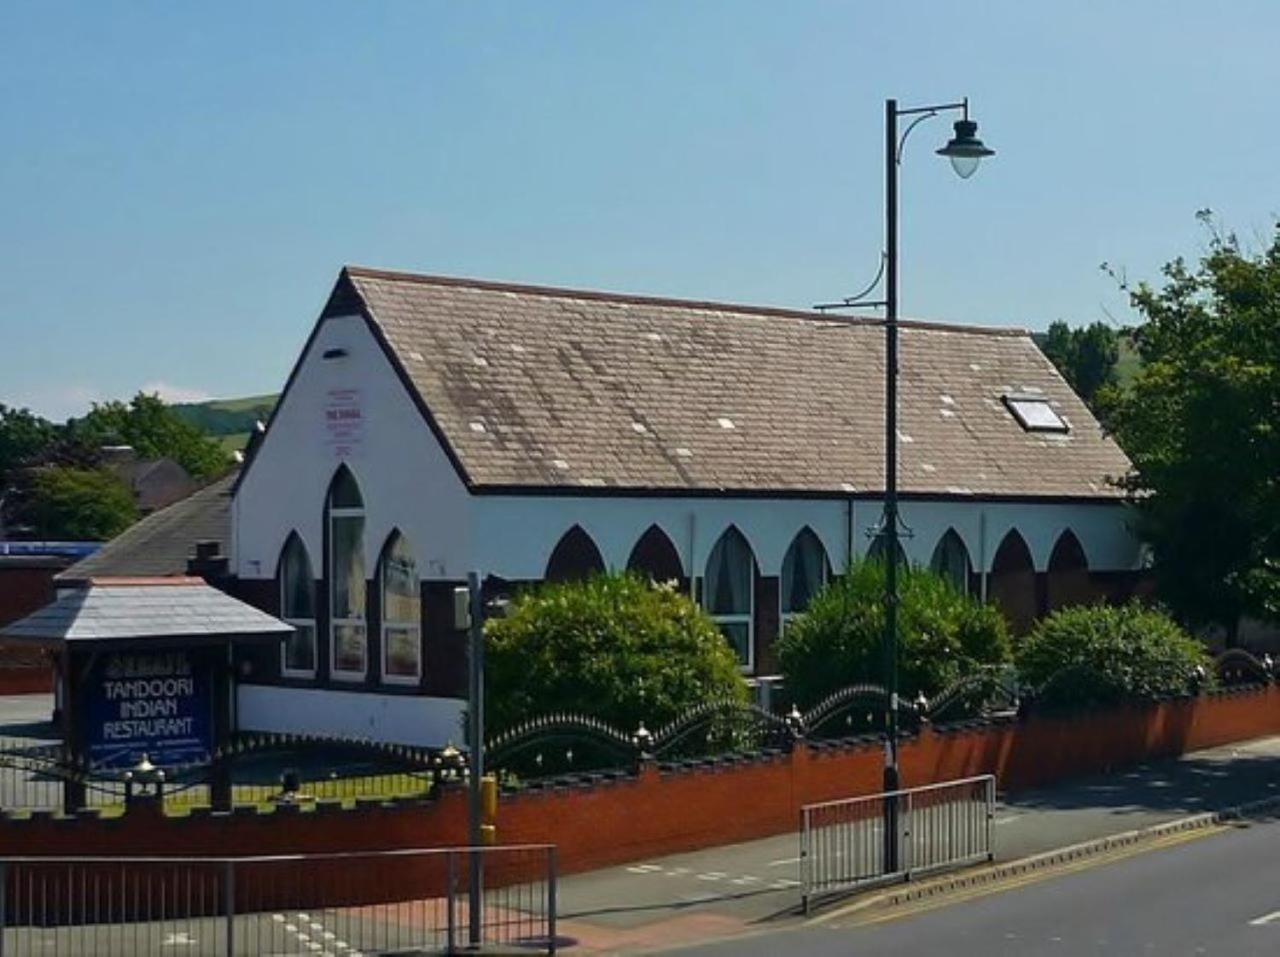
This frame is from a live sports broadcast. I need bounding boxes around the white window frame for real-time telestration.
[703,533,756,674]
[780,534,829,636]
[280,539,317,680]
[380,537,422,686]
[329,504,367,682]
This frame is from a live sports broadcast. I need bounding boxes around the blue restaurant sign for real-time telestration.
[85,651,213,769]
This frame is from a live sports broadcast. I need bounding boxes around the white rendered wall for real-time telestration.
[233,314,474,584]
[472,495,1141,579]
[237,685,465,748]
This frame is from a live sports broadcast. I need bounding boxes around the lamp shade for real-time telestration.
[936,118,994,179]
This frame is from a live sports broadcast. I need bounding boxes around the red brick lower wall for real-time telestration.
[496,686,1280,873]
[1,687,1277,880]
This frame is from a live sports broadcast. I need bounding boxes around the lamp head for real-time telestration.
[936,118,995,179]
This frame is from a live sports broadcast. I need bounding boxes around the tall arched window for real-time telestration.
[544,525,605,583]
[781,528,830,629]
[867,528,909,567]
[990,529,1036,634]
[626,525,684,583]
[328,467,366,679]
[930,529,973,595]
[380,531,421,683]
[704,527,756,670]
[1047,530,1091,611]
[279,534,316,677]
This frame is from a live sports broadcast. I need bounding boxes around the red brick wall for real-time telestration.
[0,565,59,693]
[1,687,1277,880]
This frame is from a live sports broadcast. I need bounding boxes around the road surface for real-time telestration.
[674,812,1280,955]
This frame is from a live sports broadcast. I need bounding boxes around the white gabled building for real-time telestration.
[228,266,1141,747]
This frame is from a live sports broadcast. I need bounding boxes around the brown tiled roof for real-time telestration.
[56,472,235,582]
[337,267,1131,499]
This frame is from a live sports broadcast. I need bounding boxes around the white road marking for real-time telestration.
[767,856,801,867]
[697,872,727,881]
[1249,909,1280,926]
[667,867,691,875]
[161,931,196,946]
[271,914,286,923]
[627,864,663,873]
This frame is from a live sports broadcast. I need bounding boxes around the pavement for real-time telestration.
[555,734,1280,954]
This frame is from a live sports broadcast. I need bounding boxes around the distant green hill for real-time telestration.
[171,394,278,451]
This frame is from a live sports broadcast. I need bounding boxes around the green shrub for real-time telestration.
[1016,602,1211,709]
[777,560,1012,710]
[485,572,747,735]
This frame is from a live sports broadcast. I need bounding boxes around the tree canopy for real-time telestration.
[23,467,138,541]
[1107,222,1280,635]
[1040,320,1122,407]
[68,394,231,480]
[0,392,231,540]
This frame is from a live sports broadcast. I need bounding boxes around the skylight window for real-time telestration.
[1003,395,1069,433]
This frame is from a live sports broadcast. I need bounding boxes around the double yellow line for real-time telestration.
[817,824,1230,928]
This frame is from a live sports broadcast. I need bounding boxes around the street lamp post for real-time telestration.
[819,96,993,872]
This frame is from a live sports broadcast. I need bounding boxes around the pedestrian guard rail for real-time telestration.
[800,773,995,912]
[0,843,557,956]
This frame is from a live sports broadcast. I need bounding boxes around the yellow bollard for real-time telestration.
[480,773,498,844]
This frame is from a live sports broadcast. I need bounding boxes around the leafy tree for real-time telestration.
[0,405,56,477]
[68,393,232,480]
[485,572,747,735]
[1106,223,1280,637]
[1017,603,1211,709]
[22,467,138,541]
[1040,320,1122,407]
[776,560,1012,710]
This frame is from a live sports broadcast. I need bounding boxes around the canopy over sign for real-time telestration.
[0,577,292,648]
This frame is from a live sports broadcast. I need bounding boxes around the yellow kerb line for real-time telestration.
[818,824,1229,928]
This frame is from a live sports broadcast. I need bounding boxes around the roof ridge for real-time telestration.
[342,265,1028,338]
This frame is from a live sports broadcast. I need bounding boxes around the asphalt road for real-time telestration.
[673,812,1280,956]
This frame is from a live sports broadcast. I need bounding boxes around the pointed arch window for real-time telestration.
[781,528,830,630]
[279,535,317,677]
[867,529,909,567]
[328,468,367,679]
[704,527,756,670]
[930,529,973,596]
[544,526,605,583]
[380,532,421,683]
[626,525,684,584]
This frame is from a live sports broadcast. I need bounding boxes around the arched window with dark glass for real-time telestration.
[990,529,1036,634]
[704,527,756,670]
[544,525,605,583]
[379,531,421,683]
[781,527,830,629]
[327,467,366,678]
[1047,529,1092,611]
[279,533,316,677]
[626,524,684,584]
[867,527,909,567]
[930,529,973,595]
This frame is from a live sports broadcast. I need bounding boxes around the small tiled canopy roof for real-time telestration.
[0,578,292,647]
[57,472,234,582]
[321,267,1132,499]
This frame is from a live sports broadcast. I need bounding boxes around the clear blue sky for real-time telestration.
[3,1,1277,420]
